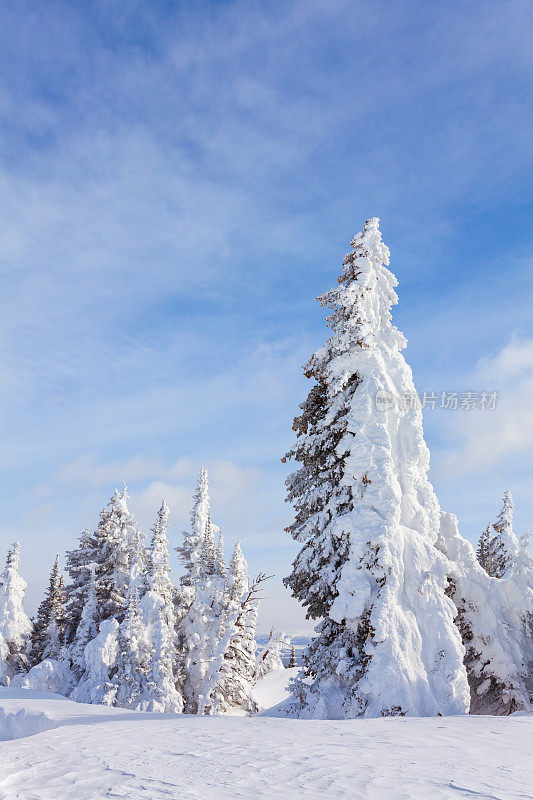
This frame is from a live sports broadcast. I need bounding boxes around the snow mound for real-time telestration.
[0,706,59,741]
[253,667,298,711]
[12,658,75,697]
[0,686,68,702]
[0,689,531,799]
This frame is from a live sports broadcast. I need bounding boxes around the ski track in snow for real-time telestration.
[0,689,531,800]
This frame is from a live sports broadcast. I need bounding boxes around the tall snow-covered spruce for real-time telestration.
[283,218,469,719]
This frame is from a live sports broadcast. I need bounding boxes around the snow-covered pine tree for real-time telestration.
[144,500,174,607]
[255,629,290,678]
[64,487,146,641]
[177,467,210,597]
[99,485,146,616]
[176,469,225,712]
[178,504,228,713]
[70,563,99,677]
[491,491,519,578]
[114,576,149,710]
[29,555,66,666]
[203,514,217,576]
[141,500,184,712]
[476,524,505,578]
[477,493,525,580]
[476,526,492,575]
[175,468,210,702]
[288,644,297,668]
[440,512,532,715]
[70,616,119,706]
[145,604,183,713]
[204,543,263,715]
[283,218,469,719]
[0,543,31,684]
[63,528,95,643]
[216,532,226,577]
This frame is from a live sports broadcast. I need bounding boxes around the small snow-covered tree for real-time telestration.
[476,526,492,575]
[477,493,524,580]
[64,487,146,639]
[70,617,119,706]
[215,532,226,577]
[176,470,229,713]
[288,644,297,668]
[491,491,520,578]
[177,467,210,596]
[255,629,290,679]
[63,528,95,643]
[70,564,99,677]
[202,514,217,575]
[179,511,227,713]
[42,609,63,663]
[0,542,31,684]
[29,555,66,666]
[141,500,184,712]
[144,500,174,606]
[283,218,469,719]
[114,578,149,710]
[141,500,176,639]
[145,604,183,713]
[13,656,75,697]
[476,524,506,578]
[441,512,532,715]
[204,544,264,715]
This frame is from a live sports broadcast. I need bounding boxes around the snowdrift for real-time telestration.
[253,666,298,711]
[0,687,531,799]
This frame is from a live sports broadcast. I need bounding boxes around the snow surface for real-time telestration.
[0,687,531,799]
[253,666,298,710]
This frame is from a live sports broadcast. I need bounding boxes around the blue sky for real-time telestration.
[1,1,532,632]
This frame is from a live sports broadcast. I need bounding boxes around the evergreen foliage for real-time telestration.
[145,604,183,713]
[29,555,66,666]
[441,512,533,715]
[64,487,145,641]
[283,218,469,718]
[255,629,290,678]
[114,579,149,710]
[205,547,265,715]
[288,644,297,668]
[0,542,31,684]
[491,491,518,577]
[71,563,99,677]
[141,500,184,712]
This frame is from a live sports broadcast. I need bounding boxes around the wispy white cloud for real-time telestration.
[442,336,533,473]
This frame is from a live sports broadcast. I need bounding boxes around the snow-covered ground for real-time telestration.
[0,684,531,800]
[253,666,297,710]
